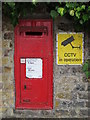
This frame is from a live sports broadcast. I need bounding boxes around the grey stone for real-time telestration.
[79,109,88,116]
[75,84,85,91]
[82,77,88,82]
[59,101,67,108]
[40,110,52,116]
[71,68,77,75]
[78,92,88,99]
[56,109,69,116]
[4,32,13,40]
[0,67,2,73]
[10,41,13,48]
[86,102,90,107]
[71,92,77,100]
[70,109,77,116]
[88,83,90,91]
[73,101,85,108]
[88,92,90,100]
[0,82,2,89]
[88,108,90,117]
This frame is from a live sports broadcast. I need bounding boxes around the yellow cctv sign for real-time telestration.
[56,33,84,65]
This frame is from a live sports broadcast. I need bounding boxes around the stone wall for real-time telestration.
[0,2,2,119]
[1,15,89,118]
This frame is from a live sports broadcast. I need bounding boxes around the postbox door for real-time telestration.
[20,58,48,105]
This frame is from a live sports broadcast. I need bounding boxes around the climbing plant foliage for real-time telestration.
[3,2,90,27]
[50,2,90,25]
[83,60,90,79]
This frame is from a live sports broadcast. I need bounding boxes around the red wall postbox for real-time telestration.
[14,19,53,109]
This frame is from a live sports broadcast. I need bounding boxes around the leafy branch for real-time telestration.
[50,2,90,25]
[3,2,90,27]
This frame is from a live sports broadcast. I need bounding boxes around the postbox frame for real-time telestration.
[14,19,53,109]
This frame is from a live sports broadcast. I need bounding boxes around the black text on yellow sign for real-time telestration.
[56,33,84,65]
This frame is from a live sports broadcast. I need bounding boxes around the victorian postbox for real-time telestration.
[14,19,53,109]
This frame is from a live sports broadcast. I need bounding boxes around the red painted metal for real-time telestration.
[14,19,53,109]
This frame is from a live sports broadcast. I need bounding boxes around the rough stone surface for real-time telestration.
[1,14,89,118]
[79,109,88,117]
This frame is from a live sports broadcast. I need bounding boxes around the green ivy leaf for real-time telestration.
[77,5,85,12]
[88,6,90,11]
[66,3,71,8]
[82,14,89,22]
[77,7,81,12]
[85,71,90,79]
[7,2,15,8]
[81,5,85,10]
[69,10,74,16]
[57,7,64,16]
[75,11,80,19]
[50,10,59,19]
[66,3,78,9]
[32,0,37,5]
[80,20,84,24]
[83,62,88,72]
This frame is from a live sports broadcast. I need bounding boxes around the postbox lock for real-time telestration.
[24,85,26,90]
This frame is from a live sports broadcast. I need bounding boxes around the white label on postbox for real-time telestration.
[21,58,25,63]
[26,58,42,78]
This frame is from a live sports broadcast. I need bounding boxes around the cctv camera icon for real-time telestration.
[61,36,81,49]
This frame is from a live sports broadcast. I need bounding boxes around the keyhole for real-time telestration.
[24,85,26,89]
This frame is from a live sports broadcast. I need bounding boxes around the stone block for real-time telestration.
[9,41,13,48]
[88,83,90,91]
[2,82,14,91]
[0,91,2,98]
[60,100,74,109]
[2,41,9,48]
[55,100,59,108]
[3,67,12,73]
[75,84,85,91]
[88,108,90,117]
[0,58,2,66]
[40,110,52,116]
[3,98,14,108]
[2,57,9,65]
[0,74,2,82]
[73,101,85,108]
[0,107,7,113]
[70,109,77,117]
[88,92,90,100]
[55,76,77,93]
[78,92,88,99]
[0,99,2,107]
[79,109,88,116]
[3,31,13,40]
[3,49,12,57]
[88,78,90,82]
[0,82,2,90]
[0,49,2,57]
[5,108,13,117]
[2,74,13,83]
[0,113,2,119]
[0,41,2,48]
[56,109,70,116]
[0,107,2,114]
[2,91,14,100]
[56,92,71,99]
[0,67,2,73]
[86,101,90,107]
